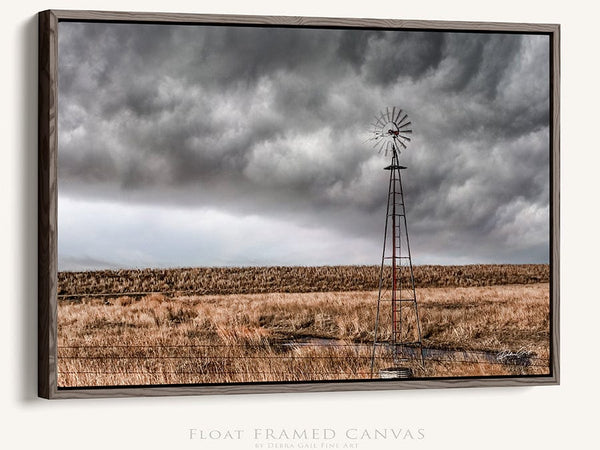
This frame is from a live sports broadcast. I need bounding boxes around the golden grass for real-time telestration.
[57,283,550,387]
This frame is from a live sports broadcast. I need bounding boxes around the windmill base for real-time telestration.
[379,366,413,379]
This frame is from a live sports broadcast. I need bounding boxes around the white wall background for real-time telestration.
[2,1,598,448]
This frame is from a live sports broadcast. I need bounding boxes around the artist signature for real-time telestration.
[496,348,535,366]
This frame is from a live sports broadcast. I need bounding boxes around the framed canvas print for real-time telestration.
[38,9,559,398]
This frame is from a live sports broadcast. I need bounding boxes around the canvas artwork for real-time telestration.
[42,13,557,394]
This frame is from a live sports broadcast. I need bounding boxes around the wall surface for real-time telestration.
[2,1,598,449]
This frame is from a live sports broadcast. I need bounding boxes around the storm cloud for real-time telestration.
[57,22,550,270]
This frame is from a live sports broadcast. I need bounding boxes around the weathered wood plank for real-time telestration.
[38,9,59,399]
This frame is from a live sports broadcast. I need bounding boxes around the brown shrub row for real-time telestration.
[58,264,549,297]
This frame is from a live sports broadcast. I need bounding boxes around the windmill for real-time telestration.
[368,107,425,378]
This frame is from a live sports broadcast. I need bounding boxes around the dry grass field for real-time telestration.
[57,264,550,387]
[58,264,549,297]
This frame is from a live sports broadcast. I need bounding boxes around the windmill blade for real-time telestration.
[394,108,403,123]
[396,139,407,149]
[398,135,411,142]
[380,111,388,123]
[369,134,382,145]
[374,114,386,127]
[401,129,413,134]
[398,114,408,127]
[399,121,412,129]
[391,106,396,124]
[386,107,391,122]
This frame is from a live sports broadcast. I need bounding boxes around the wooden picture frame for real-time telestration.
[38,9,560,399]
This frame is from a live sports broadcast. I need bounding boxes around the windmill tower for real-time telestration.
[368,107,425,378]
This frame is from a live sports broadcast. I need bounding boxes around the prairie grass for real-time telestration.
[57,264,549,297]
[57,283,550,387]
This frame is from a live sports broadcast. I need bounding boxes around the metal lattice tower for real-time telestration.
[367,107,425,377]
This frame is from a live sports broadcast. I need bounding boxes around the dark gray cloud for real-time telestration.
[362,31,445,84]
[57,22,550,269]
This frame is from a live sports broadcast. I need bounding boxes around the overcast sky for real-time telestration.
[57,22,550,271]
